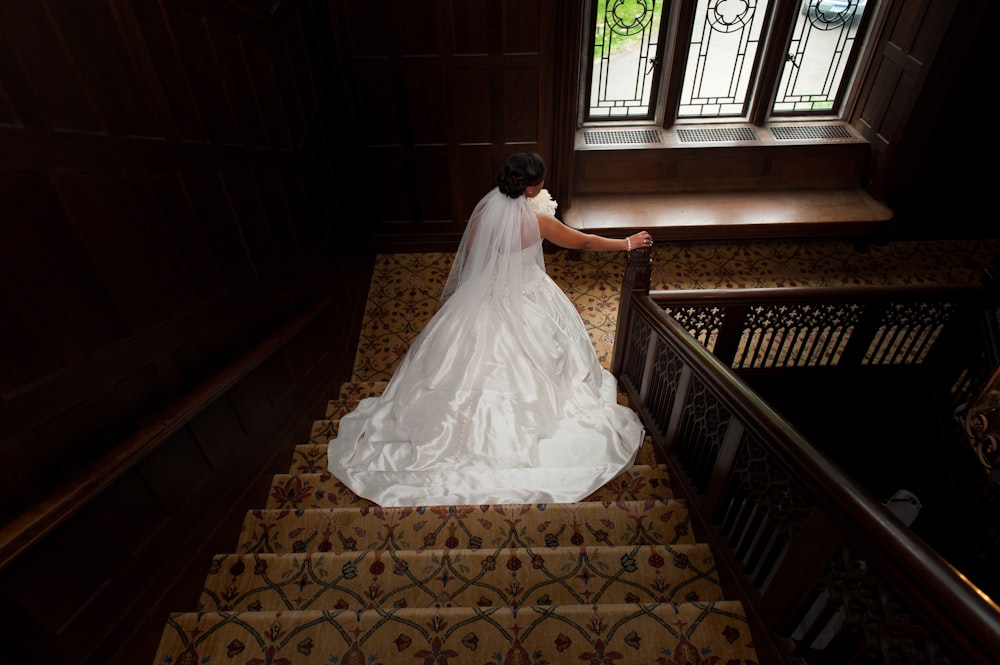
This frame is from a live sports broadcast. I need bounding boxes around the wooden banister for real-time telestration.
[612,262,1000,664]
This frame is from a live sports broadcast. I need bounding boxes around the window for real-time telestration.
[584,0,874,124]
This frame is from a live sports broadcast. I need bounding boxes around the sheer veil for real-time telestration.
[439,187,544,310]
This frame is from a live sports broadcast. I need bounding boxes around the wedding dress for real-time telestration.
[327,187,644,506]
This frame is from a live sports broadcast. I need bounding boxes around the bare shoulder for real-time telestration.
[535,212,561,234]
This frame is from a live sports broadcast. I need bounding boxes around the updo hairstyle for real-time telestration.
[496,152,546,199]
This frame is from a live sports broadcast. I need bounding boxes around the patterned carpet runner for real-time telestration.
[151,239,1000,663]
[151,382,760,664]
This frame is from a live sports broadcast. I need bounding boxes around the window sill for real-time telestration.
[571,121,872,195]
[575,120,867,151]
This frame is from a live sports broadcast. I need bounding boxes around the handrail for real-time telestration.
[613,248,1000,664]
[0,296,333,572]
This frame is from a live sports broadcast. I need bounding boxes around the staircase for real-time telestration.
[151,381,760,663]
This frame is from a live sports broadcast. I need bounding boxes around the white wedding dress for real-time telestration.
[327,188,644,506]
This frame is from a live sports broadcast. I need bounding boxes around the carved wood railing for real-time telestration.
[612,248,1000,665]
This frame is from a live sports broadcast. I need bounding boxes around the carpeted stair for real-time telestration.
[151,382,759,664]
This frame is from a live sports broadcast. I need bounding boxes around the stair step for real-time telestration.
[268,464,673,509]
[294,435,662,471]
[237,499,694,554]
[324,381,389,419]
[154,601,758,664]
[197,543,721,611]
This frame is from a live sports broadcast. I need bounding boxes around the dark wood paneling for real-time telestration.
[206,20,270,147]
[0,2,370,665]
[255,170,304,264]
[331,0,556,249]
[0,2,102,132]
[855,0,958,197]
[53,171,187,328]
[454,67,493,144]
[358,71,404,145]
[222,168,282,276]
[574,140,871,195]
[0,174,128,362]
[143,170,227,303]
[0,285,62,399]
[165,3,242,145]
[49,0,161,138]
[452,0,490,55]
[504,66,540,142]
[181,170,259,287]
[406,67,448,145]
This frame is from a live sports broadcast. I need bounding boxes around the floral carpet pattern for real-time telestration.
[154,383,760,664]
[352,238,1000,381]
[154,237,998,664]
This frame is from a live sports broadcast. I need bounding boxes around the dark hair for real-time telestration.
[496,153,546,199]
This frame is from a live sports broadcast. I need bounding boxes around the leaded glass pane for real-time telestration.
[772,0,868,113]
[588,0,665,120]
[678,0,771,118]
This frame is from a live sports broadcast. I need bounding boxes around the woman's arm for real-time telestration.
[536,213,652,251]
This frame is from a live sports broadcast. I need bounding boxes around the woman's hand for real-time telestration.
[627,231,653,251]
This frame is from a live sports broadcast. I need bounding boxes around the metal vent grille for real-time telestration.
[770,125,854,141]
[676,126,758,143]
[584,129,662,145]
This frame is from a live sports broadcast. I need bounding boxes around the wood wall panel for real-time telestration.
[358,72,403,145]
[53,172,186,329]
[501,0,541,53]
[0,288,61,400]
[137,426,212,510]
[0,175,128,360]
[452,0,490,55]
[414,151,452,222]
[281,13,318,124]
[180,170,258,287]
[854,0,958,198]
[0,3,102,132]
[375,156,416,224]
[454,67,493,144]
[252,170,302,266]
[145,171,227,301]
[0,2,372,663]
[207,20,270,147]
[332,0,556,251]
[246,41,293,148]
[504,67,540,142]
[126,0,209,141]
[166,3,242,145]
[399,1,442,56]
[49,1,161,138]
[222,169,282,277]
[33,403,114,487]
[406,68,448,145]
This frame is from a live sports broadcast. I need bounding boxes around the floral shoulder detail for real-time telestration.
[527,188,558,216]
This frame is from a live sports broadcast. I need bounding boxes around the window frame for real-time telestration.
[578,0,882,129]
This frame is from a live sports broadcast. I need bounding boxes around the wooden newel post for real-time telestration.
[611,247,653,376]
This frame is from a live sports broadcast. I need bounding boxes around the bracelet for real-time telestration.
[626,237,631,252]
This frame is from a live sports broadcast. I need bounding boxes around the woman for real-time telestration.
[327,153,654,506]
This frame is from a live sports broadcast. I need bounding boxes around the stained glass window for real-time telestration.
[587,0,666,120]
